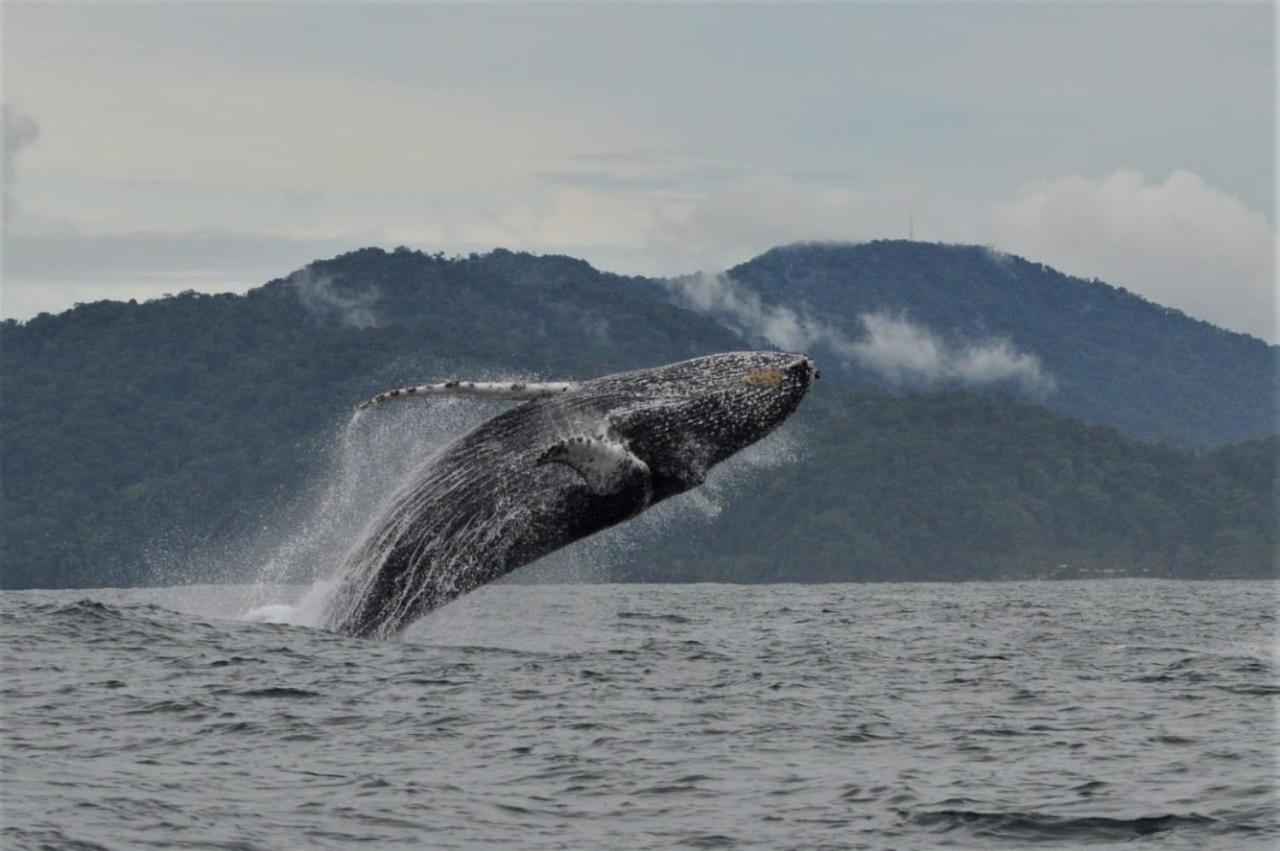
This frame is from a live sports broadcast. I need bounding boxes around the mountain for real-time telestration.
[1,248,740,589]
[714,241,1277,447]
[1,245,1275,589]
[609,392,1276,583]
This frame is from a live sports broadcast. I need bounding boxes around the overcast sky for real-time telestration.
[2,2,1275,340]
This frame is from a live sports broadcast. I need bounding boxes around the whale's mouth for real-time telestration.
[797,355,818,383]
[778,354,818,389]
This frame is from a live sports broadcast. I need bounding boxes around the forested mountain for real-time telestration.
[614,393,1276,584]
[2,245,1275,589]
[2,248,740,589]
[716,241,1277,447]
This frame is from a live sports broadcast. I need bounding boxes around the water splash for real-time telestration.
[237,397,503,625]
[242,577,340,626]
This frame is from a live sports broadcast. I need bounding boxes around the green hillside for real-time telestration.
[621,392,1277,583]
[1,245,1275,589]
[722,241,1278,447]
[1,248,740,588]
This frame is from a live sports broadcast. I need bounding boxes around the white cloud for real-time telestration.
[4,6,1273,342]
[7,51,609,200]
[648,173,908,274]
[665,271,1055,395]
[663,270,859,354]
[989,169,1276,341]
[0,228,357,318]
[652,169,1278,342]
[287,266,380,330]
[850,313,1055,396]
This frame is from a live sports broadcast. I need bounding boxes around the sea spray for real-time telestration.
[240,397,503,624]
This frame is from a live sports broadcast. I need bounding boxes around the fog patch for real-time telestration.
[581,313,611,344]
[666,271,1053,396]
[287,266,380,329]
[852,313,1055,396]
[665,270,859,355]
[989,169,1275,342]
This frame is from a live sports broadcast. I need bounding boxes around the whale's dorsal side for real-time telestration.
[356,380,579,411]
[536,434,652,498]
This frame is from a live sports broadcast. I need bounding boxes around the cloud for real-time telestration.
[665,271,1054,395]
[2,105,40,223]
[5,5,1272,340]
[286,266,380,329]
[650,169,1277,342]
[989,169,1276,341]
[0,228,361,320]
[850,313,1055,396]
[540,161,748,193]
[664,270,859,354]
[648,173,909,274]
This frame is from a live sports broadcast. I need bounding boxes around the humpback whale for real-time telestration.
[323,351,817,638]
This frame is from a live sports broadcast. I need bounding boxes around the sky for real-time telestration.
[2,2,1276,340]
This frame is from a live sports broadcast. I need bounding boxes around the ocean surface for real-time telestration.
[2,580,1276,849]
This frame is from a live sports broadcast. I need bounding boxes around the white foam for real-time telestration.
[242,578,341,627]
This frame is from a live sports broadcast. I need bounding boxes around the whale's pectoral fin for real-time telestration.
[537,435,652,498]
[357,381,578,411]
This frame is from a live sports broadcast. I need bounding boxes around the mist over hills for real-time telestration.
[2,243,1275,589]
[677,241,1276,447]
[2,249,741,589]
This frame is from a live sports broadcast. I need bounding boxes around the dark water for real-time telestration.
[3,580,1276,849]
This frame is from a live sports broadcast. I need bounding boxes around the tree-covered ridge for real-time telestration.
[1,244,1275,589]
[724,241,1278,447]
[627,392,1276,584]
[1,248,740,589]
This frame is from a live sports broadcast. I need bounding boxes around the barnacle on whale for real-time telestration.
[744,366,785,388]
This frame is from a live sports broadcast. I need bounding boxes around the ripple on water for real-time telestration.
[1,580,1276,849]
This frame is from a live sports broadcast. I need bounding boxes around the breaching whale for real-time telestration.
[323,351,817,638]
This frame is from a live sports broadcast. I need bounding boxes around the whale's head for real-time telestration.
[604,351,817,499]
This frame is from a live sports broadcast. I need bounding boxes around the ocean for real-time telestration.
[2,579,1276,849]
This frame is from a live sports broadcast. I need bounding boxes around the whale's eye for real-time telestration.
[744,367,783,388]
